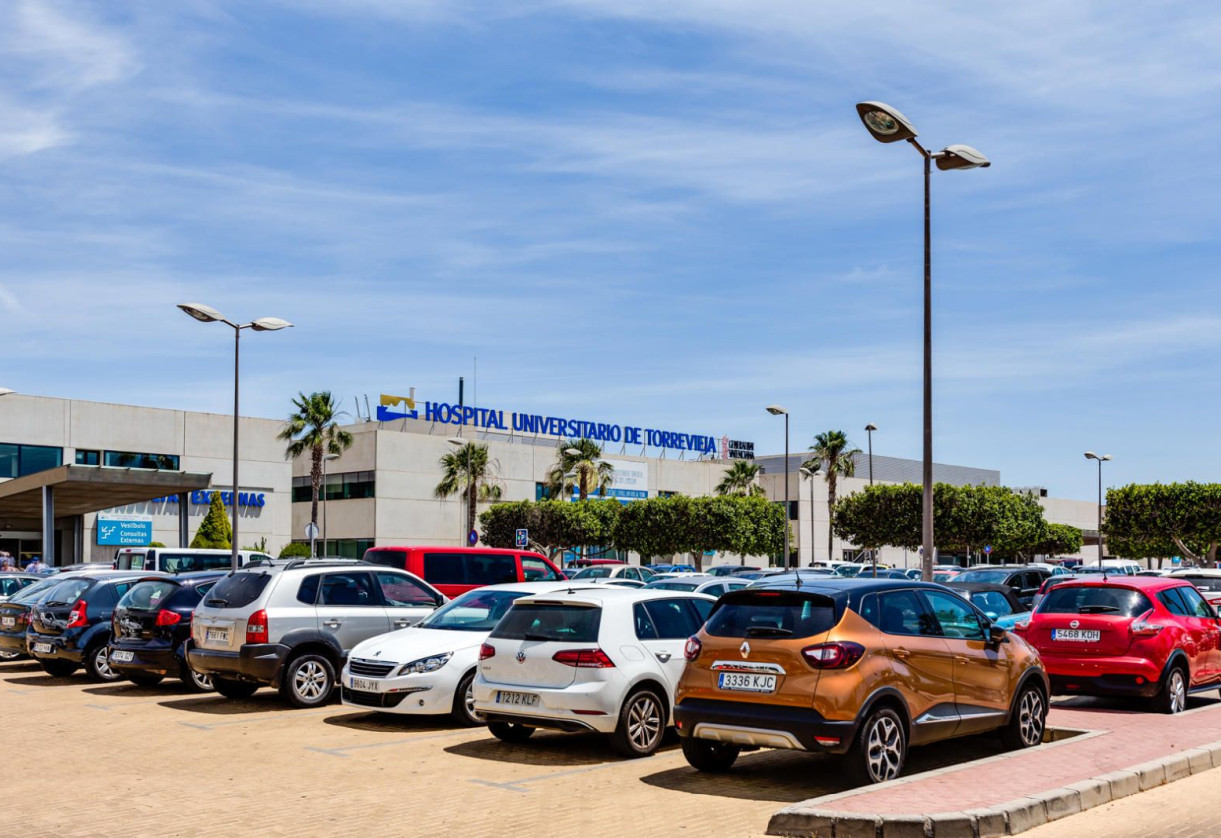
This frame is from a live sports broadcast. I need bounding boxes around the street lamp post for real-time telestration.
[864,422,878,575]
[800,466,817,568]
[766,405,790,568]
[322,452,340,555]
[1084,452,1112,565]
[178,303,292,571]
[855,102,990,582]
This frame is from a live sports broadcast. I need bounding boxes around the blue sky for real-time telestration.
[2,1,1220,501]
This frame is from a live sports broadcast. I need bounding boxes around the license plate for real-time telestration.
[1053,628,1101,642]
[718,672,777,693]
[350,677,380,693]
[205,628,229,644]
[496,690,540,707]
[1,617,13,629]
[110,650,134,663]
[32,643,52,655]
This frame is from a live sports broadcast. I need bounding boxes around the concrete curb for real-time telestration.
[767,739,1221,837]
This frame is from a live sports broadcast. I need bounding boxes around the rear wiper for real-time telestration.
[745,626,793,637]
[1079,605,1118,613]
[205,598,229,607]
[45,601,67,607]
[522,632,553,642]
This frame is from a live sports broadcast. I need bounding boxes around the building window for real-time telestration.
[293,538,374,559]
[774,500,799,520]
[75,449,100,466]
[657,491,678,499]
[292,471,375,502]
[535,482,552,501]
[103,450,180,470]
[0,443,64,478]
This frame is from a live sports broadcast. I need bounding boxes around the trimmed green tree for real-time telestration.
[190,491,232,549]
[278,542,313,559]
[1103,483,1221,567]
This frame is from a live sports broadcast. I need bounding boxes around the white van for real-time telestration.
[113,547,272,573]
[1078,559,1142,577]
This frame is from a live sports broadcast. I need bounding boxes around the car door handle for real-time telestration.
[954,655,970,665]
[655,652,672,663]
[323,620,342,629]
[892,648,910,659]
[392,619,412,628]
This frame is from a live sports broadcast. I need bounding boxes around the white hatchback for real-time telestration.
[339,581,589,724]
[473,587,715,756]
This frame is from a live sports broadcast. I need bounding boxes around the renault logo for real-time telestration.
[739,641,750,659]
[516,651,526,663]
[1070,620,1080,629]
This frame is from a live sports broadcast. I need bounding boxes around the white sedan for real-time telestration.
[473,587,716,756]
[339,581,589,724]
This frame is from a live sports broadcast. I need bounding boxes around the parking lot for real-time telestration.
[2,659,1029,837]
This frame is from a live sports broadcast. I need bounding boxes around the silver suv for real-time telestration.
[186,559,446,707]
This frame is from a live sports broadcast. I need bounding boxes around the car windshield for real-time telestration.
[647,580,700,591]
[490,603,601,642]
[954,570,1011,584]
[834,566,862,577]
[1174,575,1221,592]
[118,580,179,611]
[571,567,614,579]
[42,578,92,607]
[1038,585,1153,617]
[706,592,838,639]
[419,590,528,632]
[204,573,271,609]
[970,591,1015,616]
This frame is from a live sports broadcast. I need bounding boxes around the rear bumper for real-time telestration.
[674,698,859,754]
[1048,672,1161,698]
[185,639,287,685]
[27,632,83,663]
[0,629,28,655]
[1042,654,1164,697]
[472,676,623,734]
[109,643,181,678]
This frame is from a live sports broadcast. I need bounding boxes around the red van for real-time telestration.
[360,546,565,598]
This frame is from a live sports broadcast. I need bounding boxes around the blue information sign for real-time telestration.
[468,529,479,546]
[97,517,153,546]
[515,528,529,548]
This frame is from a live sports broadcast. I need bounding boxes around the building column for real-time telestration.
[73,515,84,564]
[178,492,190,547]
[41,485,55,567]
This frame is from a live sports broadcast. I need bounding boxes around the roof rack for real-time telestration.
[242,557,370,570]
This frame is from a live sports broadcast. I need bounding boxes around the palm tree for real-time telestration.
[803,430,860,563]
[278,391,354,531]
[547,438,614,501]
[715,460,765,497]
[434,442,502,538]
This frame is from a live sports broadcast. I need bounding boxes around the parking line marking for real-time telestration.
[305,729,475,756]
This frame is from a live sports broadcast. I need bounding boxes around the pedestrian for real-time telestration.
[0,553,14,571]
[25,556,46,573]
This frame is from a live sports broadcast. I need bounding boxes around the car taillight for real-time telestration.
[1013,620,1030,633]
[20,612,31,626]
[552,648,616,668]
[67,600,88,628]
[684,636,702,662]
[156,610,182,627]
[801,641,865,669]
[479,643,496,661]
[246,609,268,644]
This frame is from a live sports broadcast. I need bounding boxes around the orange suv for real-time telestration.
[674,575,1049,783]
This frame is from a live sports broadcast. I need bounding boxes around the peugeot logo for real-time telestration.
[739,641,750,659]
[1070,620,1080,629]
[516,651,526,663]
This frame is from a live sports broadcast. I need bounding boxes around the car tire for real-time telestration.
[179,660,213,693]
[280,653,336,708]
[0,650,23,662]
[39,658,78,677]
[450,670,481,727]
[1154,664,1188,715]
[846,706,907,785]
[127,673,165,688]
[213,677,259,699]
[84,642,122,682]
[488,721,536,743]
[1000,683,1046,749]
[609,687,666,758]
[681,737,740,772]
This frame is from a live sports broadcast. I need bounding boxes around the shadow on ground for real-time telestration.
[1051,693,1219,715]
[0,662,43,674]
[83,682,193,698]
[323,711,466,734]
[4,673,83,687]
[157,691,313,715]
[446,729,680,767]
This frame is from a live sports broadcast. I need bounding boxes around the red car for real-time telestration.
[1014,576,1221,713]
[360,546,564,598]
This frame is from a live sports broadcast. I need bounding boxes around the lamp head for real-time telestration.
[251,316,293,332]
[0,388,13,397]
[323,453,340,461]
[446,437,466,447]
[1102,454,1113,462]
[765,405,788,416]
[935,144,991,171]
[865,423,877,432]
[177,302,226,323]
[564,447,583,456]
[855,101,918,143]
[1084,451,1098,461]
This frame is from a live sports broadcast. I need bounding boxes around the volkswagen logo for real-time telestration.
[739,641,751,659]
[1070,620,1080,629]
[516,651,526,663]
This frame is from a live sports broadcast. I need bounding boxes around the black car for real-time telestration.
[109,572,224,691]
[26,572,161,680]
[945,581,1028,622]
[950,566,1050,609]
[0,574,76,661]
[0,573,41,603]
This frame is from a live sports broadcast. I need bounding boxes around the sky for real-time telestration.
[2,1,1220,502]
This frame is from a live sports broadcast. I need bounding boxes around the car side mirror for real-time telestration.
[988,623,1007,644]
[985,611,999,621]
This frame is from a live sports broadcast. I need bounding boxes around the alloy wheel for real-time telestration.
[0,650,20,661]
[865,716,903,782]
[293,660,329,701]
[626,694,662,752]
[464,680,477,720]
[190,668,214,691]
[1169,669,1186,714]
[1018,689,1045,746]
[94,647,118,680]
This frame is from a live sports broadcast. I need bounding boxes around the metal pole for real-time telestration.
[231,325,240,572]
[868,426,876,577]
[808,475,815,569]
[323,455,329,556]
[921,150,934,583]
[784,413,790,568]
[1097,459,1104,564]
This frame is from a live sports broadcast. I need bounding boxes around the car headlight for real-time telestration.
[396,652,452,675]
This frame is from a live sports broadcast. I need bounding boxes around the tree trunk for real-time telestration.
[826,474,836,565]
[468,480,478,544]
[1171,536,1201,563]
[310,444,322,526]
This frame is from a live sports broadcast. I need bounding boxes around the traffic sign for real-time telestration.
[468,529,479,546]
[984,545,992,555]
[515,528,529,548]
[304,522,319,540]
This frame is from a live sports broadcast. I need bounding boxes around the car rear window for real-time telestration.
[1174,575,1221,593]
[118,580,179,611]
[1038,585,1153,618]
[43,578,93,606]
[362,549,408,570]
[204,573,271,609]
[954,570,1011,585]
[10,576,60,603]
[705,592,838,639]
[160,553,232,573]
[423,552,517,586]
[490,603,601,642]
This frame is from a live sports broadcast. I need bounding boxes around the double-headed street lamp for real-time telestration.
[1084,452,1112,564]
[322,452,340,555]
[178,303,292,571]
[766,405,791,568]
[855,102,990,581]
[800,465,817,568]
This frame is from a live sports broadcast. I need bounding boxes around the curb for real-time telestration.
[767,739,1221,837]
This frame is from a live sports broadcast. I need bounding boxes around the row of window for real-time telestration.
[533,483,680,501]
[291,539,375,560]
[291,471,376,502]
[74,449,180,470]
[295,570,441,607]
[0,443,62,479]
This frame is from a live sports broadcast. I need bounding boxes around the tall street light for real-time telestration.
[1084,452,1112,565]
[322,452,340,555]
[800,466,817,568]
[178,303,292,570]
[855,102,990,582]
[864,423,877,486]
[766,405,790,568]
[0,388,14,397]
